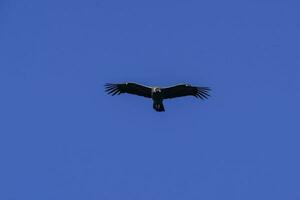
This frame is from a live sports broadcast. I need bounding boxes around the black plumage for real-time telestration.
[105,82,210,112]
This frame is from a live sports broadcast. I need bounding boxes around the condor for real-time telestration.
[105,82,210,112]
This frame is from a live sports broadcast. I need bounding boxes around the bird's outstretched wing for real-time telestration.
[161,84,210,99]
[105,82,152,98]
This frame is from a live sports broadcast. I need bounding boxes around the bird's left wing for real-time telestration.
[105,82,152,98]
[161,84,210,99]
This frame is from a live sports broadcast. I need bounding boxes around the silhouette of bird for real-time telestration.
[104,82,210,112]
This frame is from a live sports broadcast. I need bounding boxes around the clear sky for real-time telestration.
[1,0,300,199]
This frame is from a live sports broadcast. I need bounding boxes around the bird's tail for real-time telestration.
[153,102,165,112]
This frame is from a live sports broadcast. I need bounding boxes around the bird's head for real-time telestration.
[153,87,161,93]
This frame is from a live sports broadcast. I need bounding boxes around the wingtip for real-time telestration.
[195,87,211,100]
[104,83,123,96]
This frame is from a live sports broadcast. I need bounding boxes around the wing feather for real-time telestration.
[161,84,210,99]
[105,82,152,98]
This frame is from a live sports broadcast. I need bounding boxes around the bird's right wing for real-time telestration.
[105,82,152,98]
[161,84,210,99]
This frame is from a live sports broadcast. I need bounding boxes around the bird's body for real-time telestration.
[151,87,165,112]
[105,82,210,112]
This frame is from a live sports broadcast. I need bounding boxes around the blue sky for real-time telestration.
[1,0,300,199]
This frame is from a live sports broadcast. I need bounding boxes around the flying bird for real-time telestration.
[104,82,210,112]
